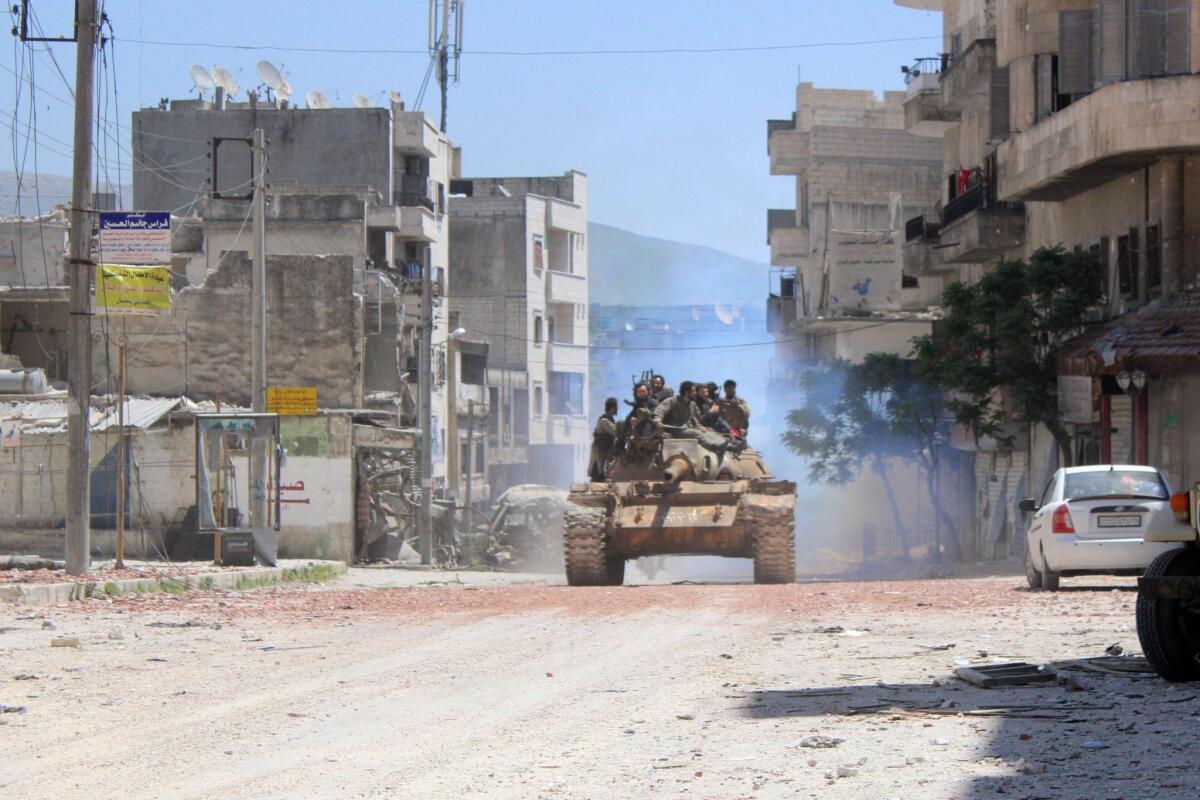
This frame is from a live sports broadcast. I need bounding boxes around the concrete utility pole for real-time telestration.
[249,127,268,529]
[65,0,98,575]
[418,245,434,565]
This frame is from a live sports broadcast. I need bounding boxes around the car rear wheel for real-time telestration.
[1137,548,1200,682]
[1024,548,1043,590]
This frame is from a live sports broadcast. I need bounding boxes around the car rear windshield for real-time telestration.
[1063,470,1168,500]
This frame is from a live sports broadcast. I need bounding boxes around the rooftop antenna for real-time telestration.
[188,64,213,98]
[353,93,373,109]
[305,89,331,110]
[211,65,239,99]
[428,0,464,132]
[388,90,402,105]
[255,60,286,102]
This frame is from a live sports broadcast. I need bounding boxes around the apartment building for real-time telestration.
[130,94,461,484]
[448,172,590,498]
[766,83,944,376]
[896,0,1200,557]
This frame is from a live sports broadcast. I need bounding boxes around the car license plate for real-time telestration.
[1097,515,1141,528]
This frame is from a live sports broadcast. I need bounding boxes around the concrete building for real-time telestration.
[448,172,590,497]
[895,0,1200,559]
[131,94,461,485]
[766,84,944,373]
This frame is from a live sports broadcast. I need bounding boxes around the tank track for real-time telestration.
[563,506,624,586]
[745,502,795,585]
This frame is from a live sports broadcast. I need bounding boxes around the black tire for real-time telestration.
[1042,568,1061,592]
[753,523,795,584]
[1024,548,1043,590]
[1137,548,1200,682]
[564,507,622,586]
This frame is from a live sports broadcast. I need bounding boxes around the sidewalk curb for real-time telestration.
[0,560,346,606]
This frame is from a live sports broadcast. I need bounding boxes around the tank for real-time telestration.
[564,425,797,586]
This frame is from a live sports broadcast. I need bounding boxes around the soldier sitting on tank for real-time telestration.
[625,381,656,424]
[653,382,730,456]
[719,379,750,439]
[650,374,673,404]
[695,383,731,434]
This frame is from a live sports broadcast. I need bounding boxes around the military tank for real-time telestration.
[564,422,796,586]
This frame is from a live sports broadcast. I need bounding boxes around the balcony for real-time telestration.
[546,199,586,234]
[546,269,587,305]
[399,206,438,242]
[767,210,810,266]
[936,185,1025,263]
[904,86,959,138]
[940,39,996,113]
[392,112,440,157]
[768,119,809,176]
[997,75,1200,202]
[365,204,403,232]
[547,341,588,373]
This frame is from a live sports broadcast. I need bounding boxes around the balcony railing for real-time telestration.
[901,56,948,85]
[942,184,986,228]
[905,214,941,242]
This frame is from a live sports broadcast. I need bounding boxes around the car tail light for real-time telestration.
[1051,504,1076,534]
[1171,492,1191,523]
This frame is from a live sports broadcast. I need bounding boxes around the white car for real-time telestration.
[1022,465,1187,591]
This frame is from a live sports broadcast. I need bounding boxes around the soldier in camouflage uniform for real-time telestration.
[588,397,619,482]
[654,381,730,455]
[719,379,750,438]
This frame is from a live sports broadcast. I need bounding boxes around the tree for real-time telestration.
[781,355,963,562]
[911,246,1104,467]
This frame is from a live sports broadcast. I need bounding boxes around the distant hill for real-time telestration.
[0,171,127,216]
[587,222,769,307]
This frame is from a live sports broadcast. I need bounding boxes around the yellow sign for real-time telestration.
[266,387,318,416]
[95,264,172,316]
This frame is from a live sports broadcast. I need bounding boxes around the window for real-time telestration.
[1040,476,1058,507]
[533,313,544,345]
[549,372,585,416]
[533,384,544,417]
[1091,237,1110,302]
[460,352,486,386]
[1145,224,1162,295]
[487,387,500,444]
[901,274,919,289]
[1063,469,1167,501]
[1117,234,1136,298]
[513,389,529,436]
[532,235,545,271]
[547,316,556,344]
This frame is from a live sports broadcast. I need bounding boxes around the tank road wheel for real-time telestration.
[753,523,795,584]
[564,507,623,586]
[1137,548,1200,682]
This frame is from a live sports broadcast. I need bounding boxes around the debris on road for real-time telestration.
[48,638,79,648]
[0,704,28,713]
[954,661,1058,688]
[789,735,845,749]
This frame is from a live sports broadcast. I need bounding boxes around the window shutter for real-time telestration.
[1058,10,1093,95]
[1093,0,1128,86]
[1133,0,1167,77]
[1165,0,1191,74]
[989,66,1010,141]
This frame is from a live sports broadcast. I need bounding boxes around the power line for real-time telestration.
[118,34,944,57]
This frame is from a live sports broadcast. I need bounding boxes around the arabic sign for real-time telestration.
[828,230,902,311]
[98,211,171,264]
[95,264,172,316]
[266,387,318,416]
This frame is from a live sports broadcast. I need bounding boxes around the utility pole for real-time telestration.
[418,245,434,565]
[249,126,268,530]
[115,341,126,569]
[463,399,475,533]
[65,0,98,575]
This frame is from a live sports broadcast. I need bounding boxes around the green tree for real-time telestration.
[912,246,1104,467]
[781,355,963,562]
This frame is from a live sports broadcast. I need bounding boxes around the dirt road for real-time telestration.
[2,570,1197,799]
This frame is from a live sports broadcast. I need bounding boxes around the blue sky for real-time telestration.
[3,1,940,262]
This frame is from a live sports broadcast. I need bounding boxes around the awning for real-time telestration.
[1057,292,1200,376]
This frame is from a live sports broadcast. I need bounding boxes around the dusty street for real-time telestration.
[2,569,1197,800]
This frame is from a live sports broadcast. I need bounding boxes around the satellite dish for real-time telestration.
[387,90,402,105]
[256,60,285,93]
[188,64,213,96]
[278,79,292,101]
[305,89,331,109]
[212,66,238,98]
[353,93,372,109]
[714,304,737,325]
